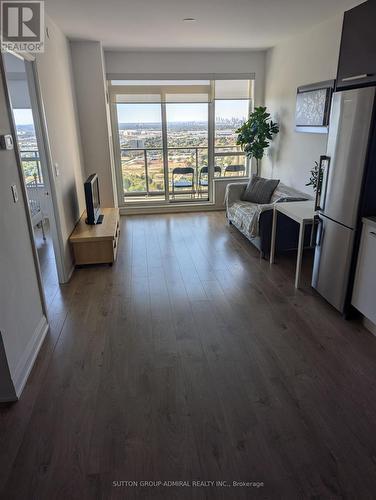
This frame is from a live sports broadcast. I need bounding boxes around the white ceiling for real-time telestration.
[45,0,363,50]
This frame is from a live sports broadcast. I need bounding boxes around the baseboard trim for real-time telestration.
[120,204,225,216]
[65,264,75,283]
[0,394,18,403]
[363,316,376,337]
[13,315,49,398]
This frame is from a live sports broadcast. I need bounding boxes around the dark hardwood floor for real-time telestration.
[34,222,60,310]
[1,211,376,499]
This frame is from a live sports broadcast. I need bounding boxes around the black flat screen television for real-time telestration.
[84,174,102,224]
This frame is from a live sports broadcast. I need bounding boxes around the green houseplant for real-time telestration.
[306,161,323,192]
[236,106,279,176]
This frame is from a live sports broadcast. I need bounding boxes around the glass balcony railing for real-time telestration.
[120,145,247,199]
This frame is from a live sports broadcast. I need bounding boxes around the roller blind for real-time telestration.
[164,92,209,103]
[111,80,210,86]
[113,93,162,103]
[110,79,253,103]
[111,85,211,104]
[214,80,251,100]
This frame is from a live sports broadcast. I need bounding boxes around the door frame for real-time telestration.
[161,101,170,203]
[0,52,47,317]
[26,57,66,284]
[110,100,127,208]
[2,50,66,288]
[110,99,174,205]
[164,100,211,204]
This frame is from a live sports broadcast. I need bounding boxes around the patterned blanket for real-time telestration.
[225,182,310,240]
[227,200,275,239]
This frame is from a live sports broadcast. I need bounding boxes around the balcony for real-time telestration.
[20,149,43,185]
[120,145,247,202]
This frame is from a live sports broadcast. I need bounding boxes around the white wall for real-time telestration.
[2,54,31,109]
[0,16,88,401]
[36,16,86,279]
[0,64,47,401]
[262,15,343,194]
[70,41,116,207]
[104,50,266,105]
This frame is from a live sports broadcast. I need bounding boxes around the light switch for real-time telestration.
[11,185,18,203]
[54,162,60,176]
[0,134,14,150]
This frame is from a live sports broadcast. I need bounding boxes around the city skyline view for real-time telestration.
[115,99,249,198]
[13,98,250,196]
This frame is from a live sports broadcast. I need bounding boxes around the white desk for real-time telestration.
[270,201,316,288]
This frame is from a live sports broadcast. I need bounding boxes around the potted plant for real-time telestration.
[306,161,323,192]
[236,106,279,176]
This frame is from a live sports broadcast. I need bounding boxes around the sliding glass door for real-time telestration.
[110,79,253,206]
[115,103,165,200]
[214,99,250,177]
[166,102,209,201]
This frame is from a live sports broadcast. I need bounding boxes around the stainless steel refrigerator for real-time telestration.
[312,86,375,313]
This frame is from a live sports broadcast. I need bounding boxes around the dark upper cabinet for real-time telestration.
[336,0,376,90]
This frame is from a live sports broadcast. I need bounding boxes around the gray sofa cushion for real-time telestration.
[241,175,280,204]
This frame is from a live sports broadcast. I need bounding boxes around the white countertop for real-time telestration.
[275,200,316,223]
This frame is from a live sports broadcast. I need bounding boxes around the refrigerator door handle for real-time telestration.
[314,173,322,212]
[315,155,330,212]
[315,216,323,247]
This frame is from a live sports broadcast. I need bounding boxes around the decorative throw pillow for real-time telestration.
[241,175,280,204]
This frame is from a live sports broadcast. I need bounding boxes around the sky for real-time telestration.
[117,100,249,124]
[13,109,34,125]
[13,100,249,126]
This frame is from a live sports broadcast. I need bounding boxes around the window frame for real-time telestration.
[108,78,254,206]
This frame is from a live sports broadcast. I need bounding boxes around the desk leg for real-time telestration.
[270,207,277,264]
[295,222,305,288]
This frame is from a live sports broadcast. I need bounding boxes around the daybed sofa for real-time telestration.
[225,181,313,258]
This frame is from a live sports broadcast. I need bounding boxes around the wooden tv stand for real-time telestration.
[69,208,120,266]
